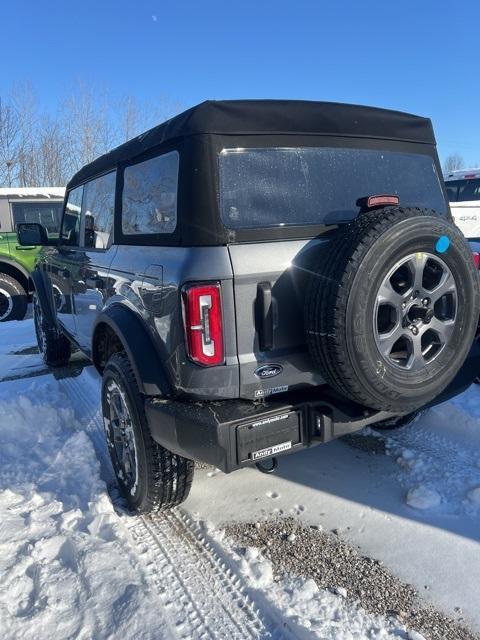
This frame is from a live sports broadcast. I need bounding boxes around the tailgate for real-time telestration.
[228,239,328,400]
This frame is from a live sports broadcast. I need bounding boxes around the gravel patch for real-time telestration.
[194,461,215,470]
[225,517,478,640]
[341,432,387,455]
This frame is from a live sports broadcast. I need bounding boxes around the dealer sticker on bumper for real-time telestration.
[251,440,292,461]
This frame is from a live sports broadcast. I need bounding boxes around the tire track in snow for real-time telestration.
[125,510,289,640]
[59,370,291,640]
[58,369,115,482]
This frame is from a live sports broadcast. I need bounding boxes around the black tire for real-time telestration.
[305,207,480,413]
[33,293,71,366]
[0,273,28,321]
[102,352,194,513]
[373,409,424,431]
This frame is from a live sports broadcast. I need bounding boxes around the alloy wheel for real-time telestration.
[104,379,139,496]
[0,288,13,321]
[374,252,457,371]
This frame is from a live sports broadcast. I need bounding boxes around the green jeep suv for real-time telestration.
[0,188,64,321]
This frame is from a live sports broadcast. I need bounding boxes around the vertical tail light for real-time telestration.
[473,252,480,269]
[182,283,225,366]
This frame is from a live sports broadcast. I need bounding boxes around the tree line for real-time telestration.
[0,85,477,187]
[0,83,180,188]
[442,153,479,174]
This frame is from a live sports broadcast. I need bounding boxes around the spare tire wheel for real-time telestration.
[305,207,480,413]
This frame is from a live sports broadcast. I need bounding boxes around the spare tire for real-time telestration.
[305,207,480,413]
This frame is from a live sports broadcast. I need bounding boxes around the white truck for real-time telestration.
[445,169,480,238]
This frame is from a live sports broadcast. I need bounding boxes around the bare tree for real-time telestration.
[116,93,185,144]
[443,153,465,174]
[10,83,38,187]
[62,82,116,174]
[0,96,20,187]
[118,95,143,142]
[36,115,70,186]
[0,82,180,188]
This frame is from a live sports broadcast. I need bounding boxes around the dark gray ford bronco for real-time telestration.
[18,100,480,512]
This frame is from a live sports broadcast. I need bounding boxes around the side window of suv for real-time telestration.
[61,186,84,246]
[11,202,63,234]
[82,171,116,249]
[122,151,179,235]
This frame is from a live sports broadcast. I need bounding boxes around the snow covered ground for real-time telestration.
[1,319,479,639]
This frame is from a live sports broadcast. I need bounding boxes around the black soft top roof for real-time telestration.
[67,99,436,189]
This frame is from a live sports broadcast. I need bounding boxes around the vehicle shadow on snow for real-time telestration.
[270,428,480,544]
[0,349,90,383]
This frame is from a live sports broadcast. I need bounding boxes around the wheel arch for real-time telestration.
[92,305,172,397]
[0,259,32,295]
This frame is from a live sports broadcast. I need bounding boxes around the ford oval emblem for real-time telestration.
[254,364,283,379]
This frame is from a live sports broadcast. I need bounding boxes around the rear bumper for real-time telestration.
[146,338,480,473]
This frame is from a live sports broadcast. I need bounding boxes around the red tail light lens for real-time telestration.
[367,194,399,208]
[182,283,224,366]
[473,252,480,269]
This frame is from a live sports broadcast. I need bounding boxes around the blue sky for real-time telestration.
[2,0,479,165]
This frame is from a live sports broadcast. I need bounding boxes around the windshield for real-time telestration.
[445,179,480,203]
[219,147,446,229]
[11,201,63,234]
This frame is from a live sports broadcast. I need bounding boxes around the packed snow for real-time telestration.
[0,319,479,638]
[226,545,413,639]
[405,486,442,510]
[467,487,480,505]
[0,390,174,638]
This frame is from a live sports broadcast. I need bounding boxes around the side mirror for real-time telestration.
[17,223,51,246]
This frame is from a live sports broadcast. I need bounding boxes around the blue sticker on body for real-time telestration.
[435,235,450,253]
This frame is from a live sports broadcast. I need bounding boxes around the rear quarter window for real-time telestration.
[122,151,179,235]
[219,147,447,229]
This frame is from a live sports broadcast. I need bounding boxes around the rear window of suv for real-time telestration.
[445,179,480,203]
[219,147,447,229]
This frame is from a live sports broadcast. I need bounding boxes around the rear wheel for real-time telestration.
[33,293,71,366]
[0,273,27,322]
[101,352,194,513]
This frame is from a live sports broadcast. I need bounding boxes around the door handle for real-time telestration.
[15,245,35,250]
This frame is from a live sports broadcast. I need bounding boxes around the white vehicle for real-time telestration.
[444,168,480,238]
